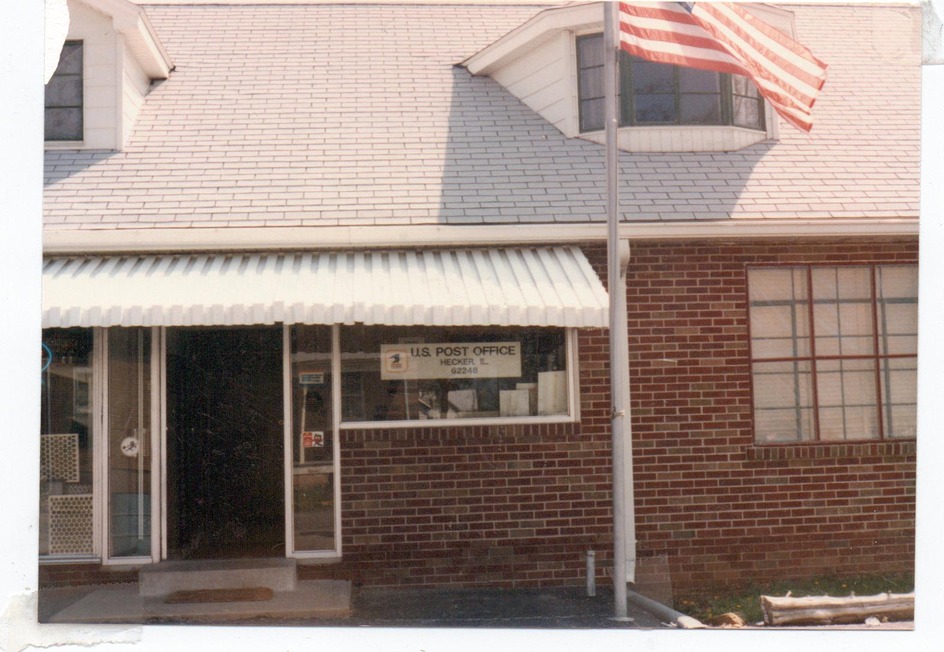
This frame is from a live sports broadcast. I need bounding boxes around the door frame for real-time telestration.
[283,323,343,560]
[159,326,168,560]
[99,327,163,566]
[159,326,289,560]
[155,324,340,562]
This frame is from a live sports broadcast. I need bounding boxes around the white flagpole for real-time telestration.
[604,0,633,621]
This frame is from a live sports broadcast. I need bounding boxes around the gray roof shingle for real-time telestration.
[43,2,921,233]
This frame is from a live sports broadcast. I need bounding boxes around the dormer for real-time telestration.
[45,0,173,150]
[463,2,798,152]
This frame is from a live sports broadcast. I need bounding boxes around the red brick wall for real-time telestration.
[38,563,137,588]
[609,238,917,590]
[305,420,616,588]
[307,237,916,592]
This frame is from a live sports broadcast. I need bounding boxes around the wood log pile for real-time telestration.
[760,592,915,626]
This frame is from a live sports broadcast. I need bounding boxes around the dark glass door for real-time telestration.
[166,327,284,559]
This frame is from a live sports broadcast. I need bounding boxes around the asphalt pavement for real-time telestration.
[336,585,667,628]
[39,584,668,628]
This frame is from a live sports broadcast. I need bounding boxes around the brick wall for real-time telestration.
[303,419,616,588]
[39,563,137,588]
[607,237,917,591]
[305,237,916,593]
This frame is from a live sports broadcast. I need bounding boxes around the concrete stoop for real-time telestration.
[139,558,298,596]
[48,559,351,624]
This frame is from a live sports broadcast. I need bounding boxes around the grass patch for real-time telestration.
[676,572,914,626]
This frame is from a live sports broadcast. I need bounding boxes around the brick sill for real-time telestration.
[748,439,916,461]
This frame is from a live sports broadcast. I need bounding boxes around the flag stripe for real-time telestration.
[618,4,753,75]
[621,30,808,121]
[621,37,817,131]
[619,3,724,44]
[701,3,827,82]
[620,22,743,60]
[621,1,819,106]
[617,1,827,132]
[619,33,750,77]
[692,3,824,102]
[688,3,823,130]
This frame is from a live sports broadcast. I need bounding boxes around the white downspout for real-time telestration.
[617,240,636,586]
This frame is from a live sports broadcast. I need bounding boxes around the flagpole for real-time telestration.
[604,0,631,621]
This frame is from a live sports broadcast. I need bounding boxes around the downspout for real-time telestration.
[628,590,706,629]
[616,240,636,587]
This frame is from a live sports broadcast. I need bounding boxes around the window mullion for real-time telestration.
[830,268,851,440]
[788,270,803,441]
[874,267,889,439]
[806,267,821,441]
[674,66,681,125]
[623,52,634,126]
[749,264,916,446]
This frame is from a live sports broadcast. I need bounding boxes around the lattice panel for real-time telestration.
[48,494,93,555]
[40,433,80,483]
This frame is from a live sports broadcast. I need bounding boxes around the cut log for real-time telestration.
[760,592,914,626]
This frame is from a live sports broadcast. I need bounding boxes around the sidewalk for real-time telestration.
[40,584,669,628]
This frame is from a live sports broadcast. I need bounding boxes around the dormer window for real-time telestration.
[576,34,765,133]
[41,0,172,150]
[45,41,84,142]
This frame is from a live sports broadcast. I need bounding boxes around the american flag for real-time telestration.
[618,2,827,132]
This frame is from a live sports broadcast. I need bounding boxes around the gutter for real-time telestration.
[43,219,918,255]
[627,590,707,629]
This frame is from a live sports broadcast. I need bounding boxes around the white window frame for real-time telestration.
[45,40,85,145]
[285,324,343,560]
[570,30,777,152]
[100,327,162,566]
[337,327,580,431]
[38,328,101,564]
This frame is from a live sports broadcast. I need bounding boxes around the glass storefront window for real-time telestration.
[340,325,570,424]
[40,328,95,557]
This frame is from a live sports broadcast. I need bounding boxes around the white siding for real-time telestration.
[611,125,768,154]
[121,46,151,147]
[491,35,572,136]
[64,3,119,150]
[48,2,160,151]
[485,27,774,151]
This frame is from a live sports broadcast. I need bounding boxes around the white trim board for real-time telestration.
[43,219,918,255]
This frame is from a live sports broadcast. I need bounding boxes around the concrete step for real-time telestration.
[139,558,297,597]
[47,580,352,623]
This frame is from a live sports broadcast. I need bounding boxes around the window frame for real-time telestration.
[45,40,85,143]
[335,326,580,430]
[575,33,765,133]
[747,264,918,445]
[39,327,100,562]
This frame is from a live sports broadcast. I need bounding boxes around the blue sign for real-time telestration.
[41,342,53,373]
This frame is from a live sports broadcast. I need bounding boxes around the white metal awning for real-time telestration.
[42,247,609,329]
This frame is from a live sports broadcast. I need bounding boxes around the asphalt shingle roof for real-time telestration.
[43,2,921,233]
